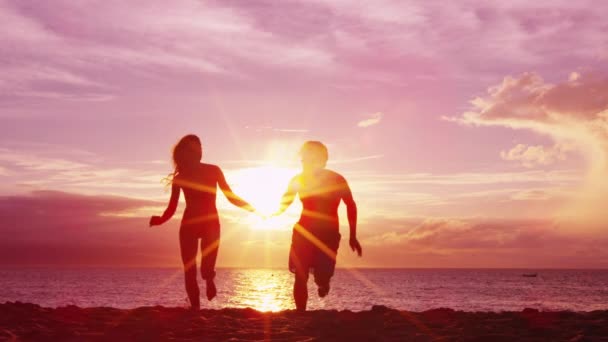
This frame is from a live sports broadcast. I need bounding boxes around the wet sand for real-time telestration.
[1,302,607,341]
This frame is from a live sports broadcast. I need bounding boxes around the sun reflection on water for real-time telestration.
[231,269,293,312]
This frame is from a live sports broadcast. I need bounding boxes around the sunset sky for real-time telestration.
[1,0,608,268]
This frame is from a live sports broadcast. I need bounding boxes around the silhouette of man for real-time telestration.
[275,141,362,311]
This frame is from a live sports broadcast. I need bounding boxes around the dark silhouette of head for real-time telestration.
[173,134,202,176]
[300,141,328,173]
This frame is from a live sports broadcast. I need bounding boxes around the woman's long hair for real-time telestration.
[163,134,202,185]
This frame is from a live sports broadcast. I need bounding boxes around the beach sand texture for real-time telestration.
[1,302,607,341]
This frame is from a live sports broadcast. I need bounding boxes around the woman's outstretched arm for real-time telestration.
[217,166,255,212]
[149,183,180,226]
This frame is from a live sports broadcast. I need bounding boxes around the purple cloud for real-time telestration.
[2,0,607,104]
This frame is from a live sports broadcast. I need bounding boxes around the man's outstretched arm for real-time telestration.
[342,179,362,256]
[275,176,298,216]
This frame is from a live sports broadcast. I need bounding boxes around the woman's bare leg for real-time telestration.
[179,230,200,310]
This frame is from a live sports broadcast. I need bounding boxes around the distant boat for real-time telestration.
[522,273,538,278]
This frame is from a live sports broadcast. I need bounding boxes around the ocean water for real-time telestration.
[1,268,607,312]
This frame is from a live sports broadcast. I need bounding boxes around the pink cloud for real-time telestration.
[455,72,608,127]
[359,217,608,268]
[448,72,608,219]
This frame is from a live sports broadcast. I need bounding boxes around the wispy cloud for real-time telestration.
[0,145,166,197]
[0,0,335,103]
[0,147,89,172]
[500,143,575,168]
[349,170,581,186]
[1,0,607,105]
[510,188,564,201]
[244,126,309,134]
[273,128,309,133]
[354,215,608,268]
[329,154,384,164]
[357,112,383,128]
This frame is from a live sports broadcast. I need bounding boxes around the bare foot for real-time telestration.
[318,285,330,298]
[206,280,217,301]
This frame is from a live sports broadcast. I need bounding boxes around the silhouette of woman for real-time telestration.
[275,141,362,311]
[149,134,254,310]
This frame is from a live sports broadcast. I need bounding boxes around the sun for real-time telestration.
[231,166,297,215]
[228,166,301,230]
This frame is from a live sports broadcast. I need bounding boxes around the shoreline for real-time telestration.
[2,302,607,341]
[3,266,608,270]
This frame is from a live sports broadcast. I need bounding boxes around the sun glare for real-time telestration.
[228,166,301,230]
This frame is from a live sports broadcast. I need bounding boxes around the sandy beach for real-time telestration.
[1,302,607,341]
